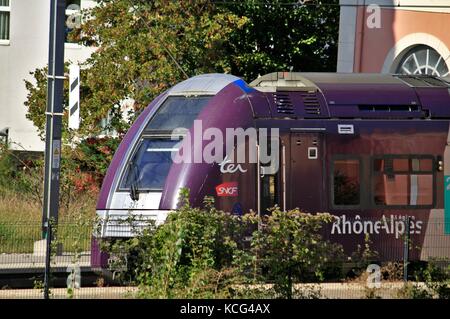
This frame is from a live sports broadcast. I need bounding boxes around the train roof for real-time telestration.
[249,72,450,89]
[249,72,450,119]
[169,73,241,96]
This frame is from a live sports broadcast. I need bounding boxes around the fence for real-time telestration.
[0,221,132,299]
[0,217,449,299]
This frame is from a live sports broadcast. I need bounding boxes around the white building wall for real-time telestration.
[0,0,96,152]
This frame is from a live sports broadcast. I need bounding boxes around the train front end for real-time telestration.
[91,74,258,268]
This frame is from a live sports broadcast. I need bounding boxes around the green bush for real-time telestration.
[398,259,450,299]
[0,144,43,200]
[130,190,249,298]
[245,207,344,298]
[346,234,380,279]
[100,189,344,299]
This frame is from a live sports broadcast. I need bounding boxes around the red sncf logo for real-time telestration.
[215,182,238,197]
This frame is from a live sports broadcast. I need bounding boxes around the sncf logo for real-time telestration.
[216,182,238,197]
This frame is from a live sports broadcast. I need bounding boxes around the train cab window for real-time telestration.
[145,96,211,131]
[373,157,434,207]
[120,138,180,191]
[332,159,361,206]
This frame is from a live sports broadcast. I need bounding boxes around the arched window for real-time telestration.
[396,45,449,77]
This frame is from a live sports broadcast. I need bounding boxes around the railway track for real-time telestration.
[0,270,112,289]
[0,253,121,289]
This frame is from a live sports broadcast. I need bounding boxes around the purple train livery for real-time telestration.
[91,72,450,268]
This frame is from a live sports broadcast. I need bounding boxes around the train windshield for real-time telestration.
[120,138,180,191]
[145,95,212,131]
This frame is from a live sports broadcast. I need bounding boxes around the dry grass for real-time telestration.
[0,189,97,222]
[0,191,42,223]
[0,190,97,253]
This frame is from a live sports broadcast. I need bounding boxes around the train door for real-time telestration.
[288,132,325,212]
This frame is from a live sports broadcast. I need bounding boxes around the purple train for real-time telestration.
[92,72,450,268]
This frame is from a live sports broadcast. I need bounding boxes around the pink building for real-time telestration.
[337,0,450,77]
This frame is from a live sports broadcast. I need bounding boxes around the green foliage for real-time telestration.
[24,66,50,140]
[418,260,450,299]
[398,260,450,299]
[23,0,339,147]
[121,190,249,298]
[348,234,379,278]
[381,261,404,281]
[223,0,339,80]
[398,283,433,299]
[23,0,257,178]
[0,146,97,254]
[75,137,120,176]
[245,207,344,298]
[333,170,360,206]
[0,144,44,204]
[364,287,382,299]
[25,0,247,140]
[101,190,343,299]
[22,0,340,184]
[0,143,101,211]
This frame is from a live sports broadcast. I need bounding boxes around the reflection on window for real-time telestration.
[373,157,433,206]
[120,138,180,190]
[0,0,10,41]
[374,158,432,173]
[145,96,211,131]
[333,159,360,206]
[261,175,278,214]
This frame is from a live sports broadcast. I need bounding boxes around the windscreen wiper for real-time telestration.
[129,160,140,201]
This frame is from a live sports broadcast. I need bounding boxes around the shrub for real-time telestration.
[245,207,344,298]
[347,234,379,279]
[0,144,43,201]
[397,259,450,299]
[381,262,404,281]
[101,191,344,299]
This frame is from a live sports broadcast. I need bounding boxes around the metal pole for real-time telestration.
[42,0,65,299]
[256,144,261,231]
[403,216,411,282]
[43,221,52,299]
[282,144,286,211]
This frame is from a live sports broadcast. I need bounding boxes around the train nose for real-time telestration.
[95,208,170,238]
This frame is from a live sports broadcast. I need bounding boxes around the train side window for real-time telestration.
[332,159,361,206]
[372,156,434,207]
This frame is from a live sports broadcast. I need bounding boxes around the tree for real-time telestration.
[23,0,339,178]
[25,0,247,139]
[222,0,340,81]
[23,0,247,183]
